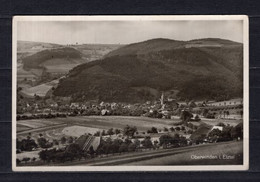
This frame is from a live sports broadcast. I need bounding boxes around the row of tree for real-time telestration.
[208,122,243,142]
[93,128,121,136]
[17,134,77,152]
[17,113,67,120]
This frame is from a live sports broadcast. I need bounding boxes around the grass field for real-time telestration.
[62,125,101,137]
[20,78,60,97]
[125,141,243,165]
[17,124,32,132]
[201,118,242,127]
[17,116,182,141]
[17,116,242,135]
[17,119,63,129]
[17,116,242,143]
[52,116,182,132]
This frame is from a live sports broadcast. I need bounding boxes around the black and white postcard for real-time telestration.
[12,15,249,171]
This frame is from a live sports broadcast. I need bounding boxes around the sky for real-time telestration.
[17,20,243,45]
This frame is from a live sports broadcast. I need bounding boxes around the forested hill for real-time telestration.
[54,38,243,102]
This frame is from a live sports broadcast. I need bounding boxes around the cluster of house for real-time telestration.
[17,90,243,120]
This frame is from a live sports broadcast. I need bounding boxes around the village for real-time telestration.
[17,89,243,120]
[16,92,243,166]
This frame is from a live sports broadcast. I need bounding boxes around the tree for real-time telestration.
[133,139,141,148]
[187,130,193,134]
[141,136,154,149]
[110,139,123,154]
[31,157,37,162]
[193,134,206,144]
[240,110,243,118]
[53,139,59,145]
[16,158,21,165]
[124,138,132,145]
[119,143,128,153]
[171,133,181,147]
[39,150,47,162]
[217,122,226,127]
[88,146,95,157]
[17,87,22,92]
[101,130,106,136]
[179,136,188,146]
[60,136,67,144]
[34,94,41,101]
[153,140,159,149]
[22,157,30,164]
[147,127,158,134]
[123,125,137,138]
[169,127,175,132]
[17,137,37,151]
[94,131,101,136]
[231,122,243,140]
[202,109,209,117]
[128,143,137,152]
[159,135,172,148]
[223,111,226,118]
[208,129,222,138]
[226,111,230,118]
[181,126,186,131]
[107,128,114,136]
[180,110,193,125]
[163,127,169,132]
[115,129,121,135]
[220,126,232,141]
[66,143,82,160]
[67,136,74,144]
[175,127,181,131]
[37,137,48,148]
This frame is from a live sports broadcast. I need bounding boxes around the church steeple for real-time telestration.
[160,92,164,106]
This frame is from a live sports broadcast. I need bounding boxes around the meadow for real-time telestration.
[125,141,243,165]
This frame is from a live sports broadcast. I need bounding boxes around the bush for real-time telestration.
[60,136,67,144]
[37,137,52,148]
[169,127,175,132]
[147,127,158,134]
[141,136,154,149]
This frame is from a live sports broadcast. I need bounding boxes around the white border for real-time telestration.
[12,15,249,171]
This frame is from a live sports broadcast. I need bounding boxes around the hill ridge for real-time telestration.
[54,38,243,102]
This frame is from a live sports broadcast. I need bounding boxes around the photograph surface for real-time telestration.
[12,16,249,171]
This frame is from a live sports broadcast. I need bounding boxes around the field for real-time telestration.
[16,116,243,166]
[17,115,242,142]
[17,116,242,134]
[17,119,63,129]
[125,141,243,165]
[17,119,66,140]
[201,118,242,127]
[20,78,60,97]
[62,125,101,137]
[17,116,182,141]
[57,116,182,131]
[17,124,32,132]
